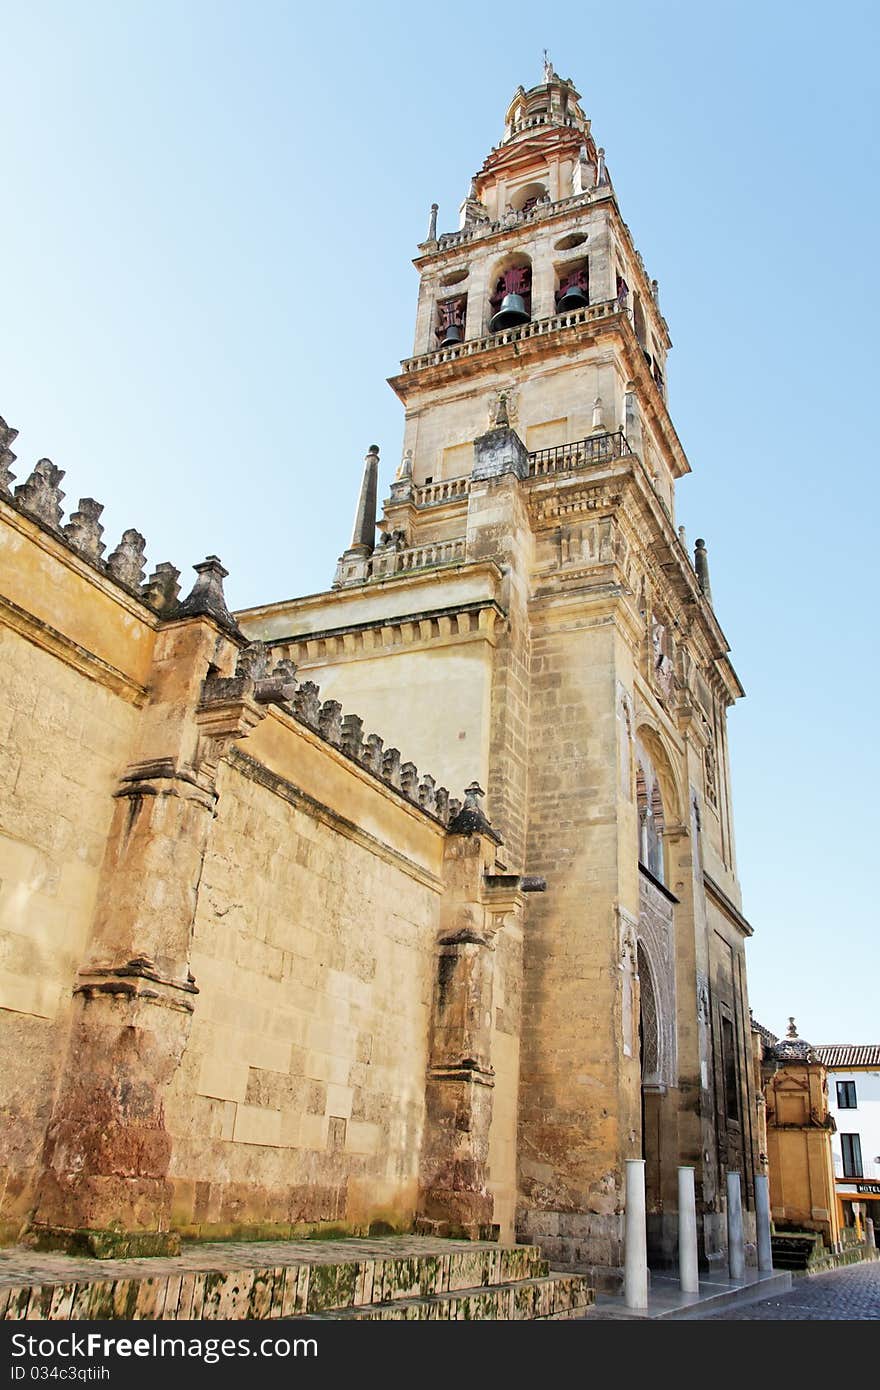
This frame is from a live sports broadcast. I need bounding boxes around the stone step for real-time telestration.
[306,1273,595,1321]
[1,1241,550,1321]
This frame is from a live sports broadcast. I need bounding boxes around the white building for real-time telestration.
[817,1045,880,1233]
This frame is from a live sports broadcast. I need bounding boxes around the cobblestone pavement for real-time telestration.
[697,1262,880,1319]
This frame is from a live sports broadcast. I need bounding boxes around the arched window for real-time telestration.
[636,746,665,883]
[511,182,547,213]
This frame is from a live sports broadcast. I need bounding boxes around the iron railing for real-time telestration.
[528,429,631,477]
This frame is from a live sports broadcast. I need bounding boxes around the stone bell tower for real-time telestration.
[240,61,761,1282]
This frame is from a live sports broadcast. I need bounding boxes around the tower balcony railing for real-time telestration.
[433,188,602,252]
[370,537,466,579]
[400,298,621,374]
[528,429,631,477]
[413,477,471,506]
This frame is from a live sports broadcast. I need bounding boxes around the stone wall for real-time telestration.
[0,443,521,1249]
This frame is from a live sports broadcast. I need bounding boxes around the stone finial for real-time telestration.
[250,651,298,707]
[787,1016,798,1039]
[236,642,269,681]
[651,278,660,306]
[141,561,181,613]
[340,713,363,759]
[319,699,343,745]
[678,525,687,552]
[271,658,298,692]
[106,529,147,589]
[434,787,450,823]
[293,680,321,728]
[418,774,437,814]
[591,396,605,433]
[596,147,607,186]
[395,449,413,482]
[382,747,402,788]
[174,555,242,637]
[400,761,419,798]
[63,498,105,560]
[0,416,18,495]
[427,202,439,241]
[694,538,713,604]
[14,458,65,529]
[346,446,380,558]
[362,733,384,774]
[447,781,503,844]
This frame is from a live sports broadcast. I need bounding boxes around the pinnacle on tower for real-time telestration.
[348,445,380,556]
[333,446,381,588]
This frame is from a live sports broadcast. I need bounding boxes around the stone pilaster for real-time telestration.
[416,791,504,1239]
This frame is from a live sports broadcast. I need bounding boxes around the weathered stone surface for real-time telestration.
[14,459,65,528]
[106,528,147,589]
[63,498,105,560]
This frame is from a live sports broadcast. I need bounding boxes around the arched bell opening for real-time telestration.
[488,256,532,334]
[554,258,590,313]
[434,293,468,349]
[510,181,547,214]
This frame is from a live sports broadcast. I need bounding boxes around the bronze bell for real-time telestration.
[439,322,463,347]
[556,283,589,312]
[490,292,530,332]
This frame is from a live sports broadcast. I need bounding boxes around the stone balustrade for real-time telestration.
[400,299,621,374]
[370,536,466,578]
[413,477,471,506]
[431,188,600,252]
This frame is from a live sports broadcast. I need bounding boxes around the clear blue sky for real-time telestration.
[3,2,878,1042]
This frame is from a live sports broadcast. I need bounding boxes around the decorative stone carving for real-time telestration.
[382,747,402,788]
[106,529,147,590]
[489,387,519,428]
[292,680,321,729]
[175,555,241,637]
[447,782,502,843]
[0,416,18,495]
[651,613,674,704]
[63,498,105,560]
[418,774,437,814]
[704,737,718,809]
[319,699,343,746]
[14,458,65,529]
[637,873,677,1088]
[141,562,181,614]
[236,641,269,680]
[616,683,634,798]
[340,713,363,760]
[617,906,639,1058]
[400,761,419,798]
[362,733,384,774]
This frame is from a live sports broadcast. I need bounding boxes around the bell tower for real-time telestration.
[241,62,761,1282]
[387,57,680,527]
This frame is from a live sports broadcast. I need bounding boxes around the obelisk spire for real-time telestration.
[348,445,380,556]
